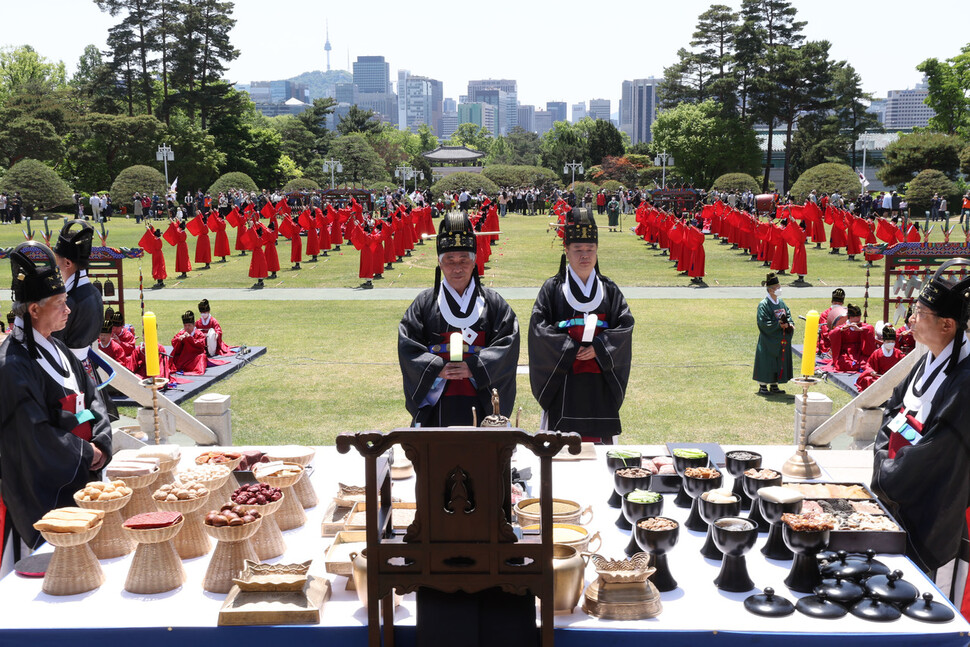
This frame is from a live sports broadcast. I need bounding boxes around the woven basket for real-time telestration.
[154,457,180,487]
[249,496,286,560]
[154,492,211,559]
[123,519,186,594]
[257,463,304,489]
[73,491,134,559]
[203,517,261,594]
[119,471,161,519]
[264,446,315,467]
[40,522,105,595]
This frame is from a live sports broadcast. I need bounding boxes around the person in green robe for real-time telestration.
[753,272,794,395]
[606,195,621,231]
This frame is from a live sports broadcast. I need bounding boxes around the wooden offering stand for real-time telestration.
[337,427,581,647]
[73,491,134,560]
[203,518,262,594]
[40,523,105,596]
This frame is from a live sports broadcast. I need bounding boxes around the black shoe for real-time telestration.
[385,263,394,270]
[762,261,770,267]
[757,386,770,396]
[776,269,786,275]
[322,251,328,256]
[847,255,856,261]
[220,257,227,262]
[311,256,317,262]
[769,385,786,395]
[178,273,187,279]
[204,263,210,269]
[293,263,301,270]
[269,272,277,279]
[361,280,373,289]
[829,249,839,254]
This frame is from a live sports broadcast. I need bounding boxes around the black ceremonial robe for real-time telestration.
[871,350,970,572]
[399,286,519,427]
[0,334,113,549]
[53,280,103,356]
[528,273,634,440]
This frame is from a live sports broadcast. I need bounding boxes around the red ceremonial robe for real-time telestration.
[171,328,209,375]
[804,201,827,243]
[769,225,789,273]
[131,343,182,383]
[328,205,344,247]
[263,222,280,273]
[97,338,133,372]
[855,347,905,392]
[195,314,234,356]
[782,219,808,276]
[139,228,168,281]
[844,212,863,256]
[112,325,137,359]
[828,323,877,372]
[209,211,231,258]
[316,208,331,252]
[300,210,320,257]
[827,207,847,251]
[350,223,375,279]
[484,205,500,243]
[188,213,212,264]
[245,224,268,279]
[281,215,302,263]
[686,225,706,278]
[170,223,192,274]
[896,327,915,355]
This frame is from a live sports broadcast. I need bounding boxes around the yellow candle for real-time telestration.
[449,332,463,362]
[143,312,160,377]
[801,310,820,377]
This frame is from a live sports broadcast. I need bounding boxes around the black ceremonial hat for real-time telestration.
[563,207,597,245]
[846,303,861,317]
[882,325,896,341]
[832,288,845,302]
[54,219,95,265]
[917,258,970,325]
[437,212,476,255]
[10,241,66,303]
[762,273,779,288]
[198,299,211,313]
[101,311,113,335]
[182,310,195,324]
[111,309,124,326]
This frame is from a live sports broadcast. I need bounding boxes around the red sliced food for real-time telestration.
[123,510,183,529]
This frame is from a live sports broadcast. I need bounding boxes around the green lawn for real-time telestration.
[1,211,948,289]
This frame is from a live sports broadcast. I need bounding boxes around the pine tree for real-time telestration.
[690,4,739,114]
[95,0,159,116]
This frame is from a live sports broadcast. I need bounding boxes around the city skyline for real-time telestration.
[3,0,963,111]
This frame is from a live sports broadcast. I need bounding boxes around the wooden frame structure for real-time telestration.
[336,427,581,647]
[865,242,970,324]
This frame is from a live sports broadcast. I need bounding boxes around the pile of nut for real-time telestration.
[637,517,678,531]
[177,464,231,483]
[231,483,282,506]
[153,481,209,502]
[195,450,242,465]
[76,480,132,502]
[205,503,261,527]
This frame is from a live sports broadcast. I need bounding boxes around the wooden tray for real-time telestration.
[321,500,353,537]
[343,501,417,531]
[218,576,331,625]
[324,530,367,577]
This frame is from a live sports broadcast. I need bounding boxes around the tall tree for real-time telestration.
[95,0,158,116]
[0,45,68,104]
[539,120,585,180]
[917,48,970,138]
[329,133,386,186]
[690,4,739,113]
[296,96,337,153]
[830,61,880,170]
[336,104,381,135]
[587,119,625,167]
[105,23,137,115]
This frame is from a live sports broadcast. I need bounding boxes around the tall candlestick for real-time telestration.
[143,312,160,377]
[449,332,463,362]
[801,310,820,377]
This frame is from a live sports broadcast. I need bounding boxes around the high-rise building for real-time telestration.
[468,79,518,135]
[459,102,497,136]
[440,112,458,139]
[546,101,567,124]
[620,78,661,144]
[429,79,444,137]
[335,83,358,105]
[517,104,535,133]
[397,70,440,133]
[443,97,457,113]
[249,80,308,104]
[883,81,935,129]
[352,55,396,124]
[534,110,554,137]
[571,102,586,123]
[589,98,611,121]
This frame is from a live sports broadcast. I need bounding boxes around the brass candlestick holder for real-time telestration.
[782,376,822,479]
[139,376,168,445]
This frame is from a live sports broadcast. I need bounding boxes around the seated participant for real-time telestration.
[856,326,906,392]
[95,309,133,371]
[195,299,235,357]
[109,309,136,360]
[896,313,916,355]
[170,310,227,375]
[817,288,846,356]
[828,304,876,372]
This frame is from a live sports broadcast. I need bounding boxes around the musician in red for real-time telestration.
[195,299,234,357]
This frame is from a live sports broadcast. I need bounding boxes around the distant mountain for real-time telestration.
[286,69,353,101]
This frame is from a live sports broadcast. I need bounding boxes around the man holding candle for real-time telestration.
[872,260,970,617]
[398,213,519,427]
[528,209,635,443]
[752,272,794,395]
[0,242,112,569]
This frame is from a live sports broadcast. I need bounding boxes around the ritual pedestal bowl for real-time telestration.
[612,467,652,530]
[724,450,762,511]
[40,523,105,596]
[249,494,287,561]
[682,469,723,532]
[154,492,212,560]
[711,517,758,592]
[203,517,262,594]
[741,469,782,532]
[633,517,680,592]
[265,446,318,509]
[621,492,663,556]
[758,493,803,560]
[782,523,830,593]
[122,519,186,594]
[671,450,709,508]
[605,450,642,508]
[73,490,134,560]
[697,493,741,560]
[257,464,306,531]
[118,471,161,520]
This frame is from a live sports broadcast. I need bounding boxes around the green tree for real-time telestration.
[269,114,317,169]
[905,169,960,213]
[430,172,499,197]
[831,62,880,169]
[961,144,970,176]
[0,158,74,215]
[110,164,167,198]
[282,177,320,193]
[482,165,559,190]
[711,172,761,193]
[164,114,225,191]
[206,89,284,189]
[691,4,740,113]
[95,0,159,116]
[445,122,493,154]
[587,119,625,167]
[651,99,761,188]
[488,127,540,166]
[296,96,337,152]
[788,111,848,181]
[789,162,862,203]
[336,104,381,136]
[208,171,257,194]
[917,47,970,137]
[64,112,166,192]
[70,44,120,113]
[539,120,585,180]
[877,132,963,187]
[0,45,68,105]
[329,133,386,186]
[0,116,64,167]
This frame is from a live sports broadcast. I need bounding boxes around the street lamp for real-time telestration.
[395,164,416,190]
[654,151,674,189]
[563,160,584,189]
[156,143,174,188]
[322,158,343,189]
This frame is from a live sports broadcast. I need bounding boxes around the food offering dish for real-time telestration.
[134,445,182,486]
[633,517,679,592]
[254,462,306,531]
[757,485,804,560]
[794,484,906,553]
[34,508,105,596]
[671,448,709,508]
[682,466,723,532]
[121,511,186,594]
[604,449,642,508]
[232,483,286,560]
[196,450,244,500]
[613,467,653,530]
[711,517,758,592]
[264,446,318,509]
[108,460,161,520]
[697,488,740,560]
[741,467,782,532]
[343,501,417,533]
[152,482,212,559]
[621,490,663,556]
[73,482,134,559]
[203,504,263,594]
[782,513,833,593]
[639,455,680,493]
[232,560,312,592]
[514,498,592,527]
[724,451,762,511]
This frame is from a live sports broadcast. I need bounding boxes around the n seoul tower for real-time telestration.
[324,21,332,72]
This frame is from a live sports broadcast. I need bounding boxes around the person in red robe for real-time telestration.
[263,219,280,279]
[165,220,192,278]
[685,223,706,284]
[316,207,331,256]
[844,211,863,261]
[209,209,231,261]
[301,208,320,261]
[109,309,136,365]
[138,225,167,288]
[188,212,212,268]
[855,326,906,392]
[817,288,846,355]
[280,213,302,270]
[803,200,827,248]
[195,299,235,357]
[246,222,268,288]
[328,204,344,250]
[350,220,376,287]
[232,205,250,256]
[782,218,808,284]
[130,342,182,384]
[171,310,226,375]
[827,207,847,254]
[96,316,133,372]
[769,222,790,274]
[827,303,876,372]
